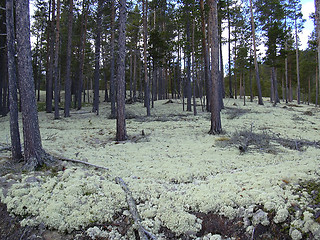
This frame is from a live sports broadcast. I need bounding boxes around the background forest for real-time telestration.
[0,0,319,122]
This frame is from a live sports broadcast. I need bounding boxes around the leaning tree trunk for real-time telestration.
[6,0,22,161]
[16,0,48,169]
[116,0,127,141]
[208,0,222,134]
[249,0,263,105]
[64,0,73,118]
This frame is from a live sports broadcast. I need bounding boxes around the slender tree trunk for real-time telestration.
[77,1,88,110]
[93,0,102,115]
[285,40,288,103]
[54,0,61,119]
[6,0,23,161]
[143,0,150,116]
[64,0,73,117]
[227,0,233,98]
[186,21,192,111]
[200,0,211,111]
[16,0,48,169]
[46,0,55,113]
[208,0,222,134]
[110,0,116,118]
[249,0,263,105]
[116,0,127,141]
[192,15,197,116]
[295,12,301,104]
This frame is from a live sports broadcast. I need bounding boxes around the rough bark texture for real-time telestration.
[46,0,55,113]
[249,0,263,105]
[116,0,127,141]
[64,0,73,118]
[185,4,192,112]
[16,0,47,169]
[110,0,116,118]
[93,0,102,115]
[143,0,151,116]
[6,0,23,161]
[295,15,301,104]
[54,0,61,120]
[200,0,212,111]
[77,1,88,110]
[208,0,222,134]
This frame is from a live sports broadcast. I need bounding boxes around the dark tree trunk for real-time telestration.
[64,0,73,118]
[77,1,88,110]
[110,0,116,118]
[93,0,102,115]
[185,4,192,112]
[46,0,55,113]
[16,0,48,169]
[54,0,61,120]
[227,0,233,98]
[249,0,263,105]
[317,0,320,107]
[116,0,127,141]
[208,0,222,134]
[6,0,23,161]
[143,0,150,116]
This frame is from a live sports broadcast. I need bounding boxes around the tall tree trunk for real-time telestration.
[110,0,116,118]
[285,39,288,103]
[249,0,263,105]
[54,0,61,119]
[116,0,127,141]
[200,0,211,111]
[208,0,222,134]
[16,0,48,169]
[186,3,192,112]
[295,10,301,104]
[192,15,197,116]
[143,0,150,116]
[64,0,73,117]
[93,0,102,115]
[77,1,88,110]
[6,0,23,161]
[46,0,55,113]
[227,0,233,98]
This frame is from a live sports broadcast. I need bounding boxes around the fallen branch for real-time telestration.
[54,155,110,172]
[115,177,157,240]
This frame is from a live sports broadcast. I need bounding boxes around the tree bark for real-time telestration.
[93,0,102,115]
[64,0,73,117]
[110,0,116,118]
[294,8,301,104]
[249,0,263,105]
[16,0,48,169]
[77,1,88,110]
[6,0,23,161]
[54,0,61,119]
[116,0,127,141]
[143,0,150,116]
[46,0,55,113]
[200,0,212,111]
[208,0,222,134]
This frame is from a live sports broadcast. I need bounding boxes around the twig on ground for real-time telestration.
[0,146,11,152]
[115,177,157,240]
[54,155,110,172]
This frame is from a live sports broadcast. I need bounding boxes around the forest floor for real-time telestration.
[0,96,320,240]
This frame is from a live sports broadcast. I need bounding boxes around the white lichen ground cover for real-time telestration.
[0,97,320,239]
